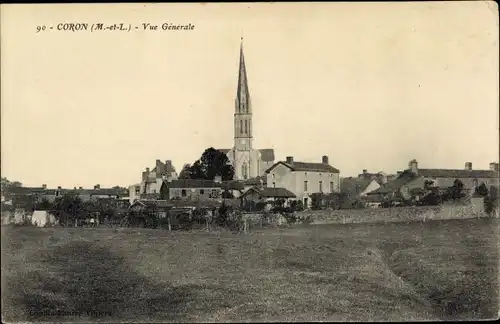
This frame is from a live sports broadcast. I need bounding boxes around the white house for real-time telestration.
[264,155,340,208]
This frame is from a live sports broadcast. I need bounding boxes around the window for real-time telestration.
[240,120,243,134]
[200,189,205,195]
[273,182,276,188]
[330,182,334,192]
[242,163,248,180]
[244,120,248,134]
[319,181,323,193]
[181,189,187,197]
[211,189,217,198]
[304,181,308,192]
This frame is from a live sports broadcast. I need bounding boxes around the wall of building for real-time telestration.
[227,148,262,180]
[266,163,340,206]
[168,187,222,200]
[403,176,499,194]
[259,160,274,175]
[129,184,141,204]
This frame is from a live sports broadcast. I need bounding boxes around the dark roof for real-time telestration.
[221,180,245,190]
[131,200,172,209]
[6,186,128,198]
[416,168,499,179]
[265,161,340,174]
[140,193,160,200]
[242,176,267,186]
[164,179,223,189]
[368,173,417,195]
[259,149,275,162]
[340,178,373,197]
[242,186,296,198]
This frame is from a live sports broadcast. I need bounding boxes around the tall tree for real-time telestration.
[188,148,235,181]
[178,164,192,179]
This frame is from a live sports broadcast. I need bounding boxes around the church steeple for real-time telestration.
[236,37,251,114]
[234,37,253,151]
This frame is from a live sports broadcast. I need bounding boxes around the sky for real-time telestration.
[1,2,499,189]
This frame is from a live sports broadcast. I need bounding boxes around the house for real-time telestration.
[367,160,500,202]
[264,155,341,208]
[340,178,381,199]
[240,186,296,207]
[159,177,225,201]
[138,159,178,196]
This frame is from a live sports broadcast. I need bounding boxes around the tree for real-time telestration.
[51,194,86,226]
[449,179,466,200]
[485,186,499,215]
[1,177,23,191]
[188,148,235,181]
[474,183,489,197]
[36,198,52,210]
[178,164,192,179]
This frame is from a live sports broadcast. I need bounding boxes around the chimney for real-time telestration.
[490,162,499,171]
[363,169,367,174]
[142,171,148,182]
[167,175,173,183]
[214,175,222,183]
[322,155,329,165]
[380,175,388,185]
[94,184,100,190]
[465,162,472,171]
[42,184,47,189]
[79,186,83,190]
[146,167,150,173]
[74,187,77,190]
[156,159,163,173]
[57,186,61,190]
[286,156,294,164]
[409,159,418,175]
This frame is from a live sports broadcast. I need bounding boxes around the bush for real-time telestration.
[282,212,297,225]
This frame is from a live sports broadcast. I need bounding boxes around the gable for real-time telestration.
[271,162,293,177]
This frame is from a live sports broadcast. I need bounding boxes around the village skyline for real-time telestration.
[1,2,498,188]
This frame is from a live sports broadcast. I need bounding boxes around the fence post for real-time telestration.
[168,216,171,231]
[244,218,248,234]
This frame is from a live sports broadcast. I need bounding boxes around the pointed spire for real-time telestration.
[236,37,251,114]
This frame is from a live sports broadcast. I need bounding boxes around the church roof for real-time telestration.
[259,149,275,162]
[236,38,251,113]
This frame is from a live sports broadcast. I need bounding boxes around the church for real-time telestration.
[218,39,275,180]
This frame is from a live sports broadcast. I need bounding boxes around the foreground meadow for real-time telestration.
[1,218,498,322]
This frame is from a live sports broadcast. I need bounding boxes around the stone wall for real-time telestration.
[298,203,491,225]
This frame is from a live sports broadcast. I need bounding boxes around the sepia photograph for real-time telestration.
[1,2,499,322]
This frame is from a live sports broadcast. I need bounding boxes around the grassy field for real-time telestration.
[1,218,499,322]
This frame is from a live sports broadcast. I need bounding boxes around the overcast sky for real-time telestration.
[1,2,498,188]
